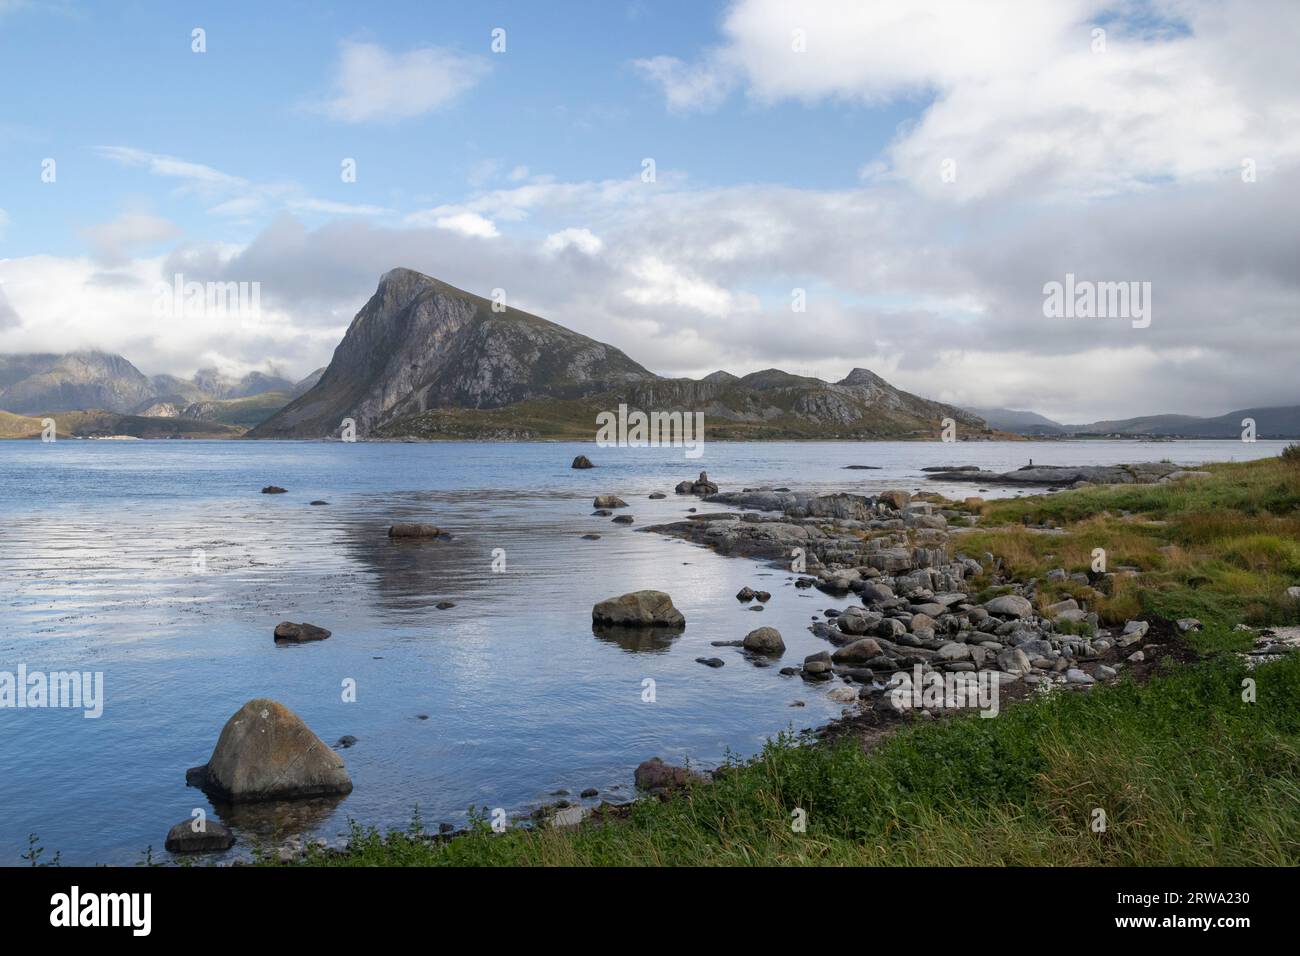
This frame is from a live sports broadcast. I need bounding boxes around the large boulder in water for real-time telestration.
[742,627,785,654]
[592,590,685,628]
[593,495,628,508]
[571,455,594,469]
[186,699,353,802]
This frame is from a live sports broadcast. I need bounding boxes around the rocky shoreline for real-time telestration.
[169,461,1232,862]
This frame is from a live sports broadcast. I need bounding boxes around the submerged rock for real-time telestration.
[261,486,287,494]
[186,699,353,802]
[592,590,686,628]
[388,523,444,538]
[273,621,331,643]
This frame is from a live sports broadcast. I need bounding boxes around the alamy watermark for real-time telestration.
[153,273,261,320]
[1,665,104,718]
[1043,273,1151,328]
[887,665,1000,717]
[596,403,705,459]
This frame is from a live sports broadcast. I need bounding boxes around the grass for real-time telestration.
[287,651,1300,866]
[276,453,1300,867]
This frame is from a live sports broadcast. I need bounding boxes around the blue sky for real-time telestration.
[0,0,915,257]
[1,0,1297,421]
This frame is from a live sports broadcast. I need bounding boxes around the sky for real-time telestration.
[0,0,1297,422]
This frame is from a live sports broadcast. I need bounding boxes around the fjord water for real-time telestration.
[0,439,1286,864]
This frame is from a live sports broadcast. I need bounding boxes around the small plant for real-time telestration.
[22,833,61,867]
[1282,442,1300,465]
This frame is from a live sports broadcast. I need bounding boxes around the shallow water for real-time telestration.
[0,438,1286,863]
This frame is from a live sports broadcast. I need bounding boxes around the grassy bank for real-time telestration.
[278,454,1300,867]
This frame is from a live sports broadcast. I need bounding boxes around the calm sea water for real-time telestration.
[0,438,1287,864]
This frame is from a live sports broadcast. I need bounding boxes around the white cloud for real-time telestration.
[96,146,248,189]
[543,227,603,256]
[432,212,498,238]
[79,212,181,266]
[637,0,1300,199]
[319,41,490,122]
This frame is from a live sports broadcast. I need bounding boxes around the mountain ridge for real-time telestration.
[252,268,989,441]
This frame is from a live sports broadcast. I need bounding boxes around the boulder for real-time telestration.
[185,699,353,802]
[878,489,911,510]
[388,523,443,538]
[592,590,685,628]
[984,594,1034,619]
[832,637,883,664]
[742,627,785,654]
[612,514,634,524]
[593,495,628,509]
[996,646,1032,675]
[261,486,287,494]
[164,818,236,854]
[695,657,725,668]
[634,757,705,793]
[1119,620,1149,646]
[571,455,594,469]
[675,471,718,495]
[273,621,331,643]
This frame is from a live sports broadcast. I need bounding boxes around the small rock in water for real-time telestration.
[736,586,756,602]
[435,601,455,610]
[593,495,628,509]
[649,492,666,499]
[165,818,235,853]
[273,621,331,643]
[695,657,725,668]
[592,509,613,516]
[261,486,287,494]
[580,787,599,798]
[581,533,601,540]
[571,455,594,469]
[612,514,634,524]
[309,500,329,506]
[335,735,358,749]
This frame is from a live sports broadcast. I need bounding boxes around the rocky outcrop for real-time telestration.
[185,699,353,802]
[592,591,686,628]
[675,472,718,495]
[926,462,1187,487]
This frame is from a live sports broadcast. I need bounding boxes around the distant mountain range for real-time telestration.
[969,406,1300,439]
[3,269,1291,442]
[0,351,324,429]
[250,268,988,440]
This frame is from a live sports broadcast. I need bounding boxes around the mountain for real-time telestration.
[966,405,1300,439]
[0,351,157,414]
[967,407,1065,435]
[0,350,310,426]
[1071,406,1300,438]
[249,269,655,438]
[252,268,989,441]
